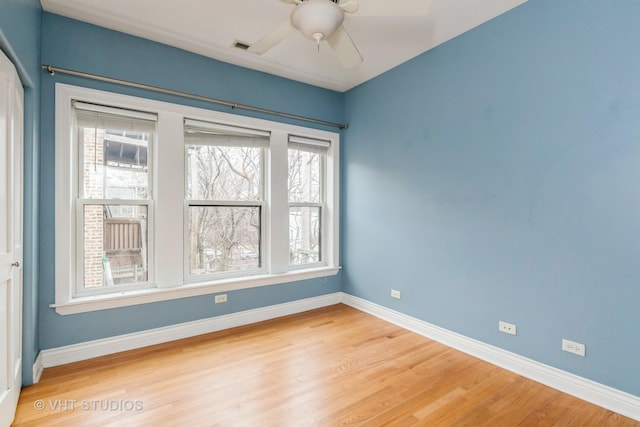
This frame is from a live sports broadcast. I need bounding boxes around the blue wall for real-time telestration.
[343,0,640,396]
[0,0,42,385]
[38,13,343,350]
[4,0,640,398]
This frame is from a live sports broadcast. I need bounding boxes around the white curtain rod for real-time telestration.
[42,64,349,130]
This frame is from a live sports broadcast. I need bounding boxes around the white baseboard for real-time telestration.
[39,292,341,369]
[340,293,640,422]
[32,352,43,384]
[34,290,640,422]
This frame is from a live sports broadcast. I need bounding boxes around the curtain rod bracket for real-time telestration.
[40,64,348,130]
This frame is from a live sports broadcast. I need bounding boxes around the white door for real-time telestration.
[0,49,23,427]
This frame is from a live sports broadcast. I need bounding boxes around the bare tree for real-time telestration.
[288,147,321,264]
[188,144,262,274]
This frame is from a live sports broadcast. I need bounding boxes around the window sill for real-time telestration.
[50,266,341,315]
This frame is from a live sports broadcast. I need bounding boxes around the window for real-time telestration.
[55,84,340,314]
[288,136,329,267]
[184,120,268,279]
[73,102,156,295]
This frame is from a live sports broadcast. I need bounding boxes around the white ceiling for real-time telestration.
[40,0,527,93]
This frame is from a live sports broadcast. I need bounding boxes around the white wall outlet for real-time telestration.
[498,321,517,336]
[214,294,228,304]
[562,339,586,357]
[390,289,401,299]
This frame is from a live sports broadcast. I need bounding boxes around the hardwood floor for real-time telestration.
[13,304,638,426]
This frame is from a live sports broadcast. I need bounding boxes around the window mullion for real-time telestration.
[187,200,264,208]
[269,131,290,274]
[78,198,150,206]
[288,202,323,208]
[74,201,84,296]
[156,112,184,289]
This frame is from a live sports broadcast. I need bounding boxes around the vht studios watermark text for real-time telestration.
[34,399,144,412]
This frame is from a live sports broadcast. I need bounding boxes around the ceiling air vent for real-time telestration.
[233,41,251,51]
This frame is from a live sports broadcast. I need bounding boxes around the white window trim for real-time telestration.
[53,83,340,315]
[182,120,269,282]
[287,137,328,270]
[73,105,157,297]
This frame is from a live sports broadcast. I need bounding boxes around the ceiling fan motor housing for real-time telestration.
[290,0,345,42]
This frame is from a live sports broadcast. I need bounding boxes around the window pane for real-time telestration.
[83,204,148,289]
[187,145,262,201]
[288,148,321,203]
[188,206,261,275]
[289,206,320,265]
[81,126,150,199]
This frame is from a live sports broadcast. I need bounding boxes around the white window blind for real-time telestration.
[288,135,331,149]
[185,119,270,147]
[73,101,157,132]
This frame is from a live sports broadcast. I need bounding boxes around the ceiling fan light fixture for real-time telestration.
[290,0,345,42]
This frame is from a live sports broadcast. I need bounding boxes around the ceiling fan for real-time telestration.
[247,0,433,69]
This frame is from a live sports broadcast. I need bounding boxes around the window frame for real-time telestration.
[54,83,340,315]
[72,103,156,297]
[183,120,269,282]
[184,203,264,280]
[287,138,328,270]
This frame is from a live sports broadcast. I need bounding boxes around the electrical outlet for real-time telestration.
[390,289,401,299]
[562,339,585,357]
[498,321,517,336]
[214,294,227,304]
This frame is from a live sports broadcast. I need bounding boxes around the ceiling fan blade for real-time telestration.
[339,0,359,14]
[247,19,296,54]
[327,25,363,69]
[355,0,432,16]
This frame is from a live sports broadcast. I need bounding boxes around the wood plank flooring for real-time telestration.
[12,304,639,426]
